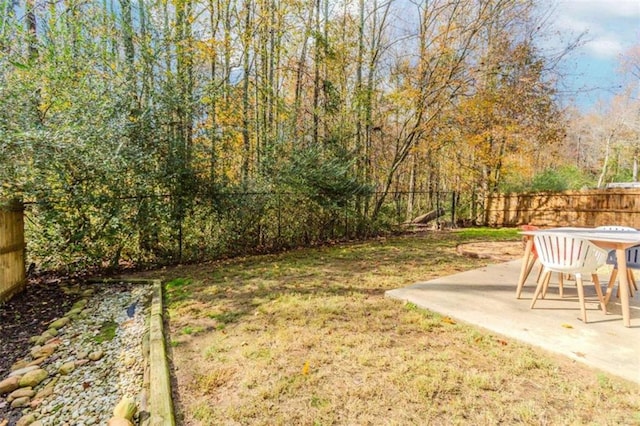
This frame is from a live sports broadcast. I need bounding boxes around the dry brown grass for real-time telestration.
[144,230,640,425]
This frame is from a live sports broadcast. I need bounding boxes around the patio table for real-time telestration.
[519,227,640,327]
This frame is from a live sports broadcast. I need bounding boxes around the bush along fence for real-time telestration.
[13,187,640,283]
[7,190,466,276]
[0,198,25,303]
[485,189,640,228]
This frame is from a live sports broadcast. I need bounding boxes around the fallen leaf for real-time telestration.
[442,317,456,325]
[302,360,310,375]
[561,324,573,329]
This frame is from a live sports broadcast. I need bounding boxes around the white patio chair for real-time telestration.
[596,226,639,302]
[530,233,608,323]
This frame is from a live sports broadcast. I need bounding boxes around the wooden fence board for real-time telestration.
[0,199,25,303]
[486,189,640,228]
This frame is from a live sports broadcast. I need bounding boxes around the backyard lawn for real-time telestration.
[145,229,640,425]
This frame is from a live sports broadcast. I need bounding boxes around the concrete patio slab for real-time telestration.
[385,259,640,385]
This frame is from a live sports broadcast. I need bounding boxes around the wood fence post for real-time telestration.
[0,198,26,303]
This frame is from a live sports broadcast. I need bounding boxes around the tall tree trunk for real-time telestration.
[406,153,417,221]
[241,0,252,183]
[292,1,314,143]
[25,0,37,61]
[208,0,219,183]
[597,131,615,188]
[25,0,41,124]
[355,0,364,172]
[119,0,137,107]
[311,0,321,146]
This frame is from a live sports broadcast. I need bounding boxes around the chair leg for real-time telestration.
[575,273,587,323]
[627,270,636,297]
[535,263,544,283]
[592,274,607,314]
[629,270,638,291]
[615,270,636,299]
[558,273,564,298]
[605,268,618,305]
[541,271,552,299]
[530,270,550,309]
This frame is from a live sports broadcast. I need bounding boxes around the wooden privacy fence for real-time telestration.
[1,199,25,303]
[485,189,640,228]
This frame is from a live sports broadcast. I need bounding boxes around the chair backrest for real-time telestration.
[533,233,607,274]
[596,226,640,268]
[596,225,637,231]
[625,246,640,268]
[606,244,640,268]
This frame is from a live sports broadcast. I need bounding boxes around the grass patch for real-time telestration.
[165,277,193,303]
[454,227,520,240]
[94,320,117,343]
[181,325,205,335]
[207,311,242,325]
[150,229,640,425]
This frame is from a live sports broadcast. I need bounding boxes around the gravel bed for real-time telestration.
[0,282,152,426]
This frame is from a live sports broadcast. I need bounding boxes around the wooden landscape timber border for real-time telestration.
[89,278,176,425]
[485,189,640,228]
[149,278,176,426]
[0,198,26,303]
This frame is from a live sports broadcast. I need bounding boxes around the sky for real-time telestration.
[551,0,640,111]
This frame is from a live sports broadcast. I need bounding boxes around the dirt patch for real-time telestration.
[456,241,524,262]
[0,280,80,378]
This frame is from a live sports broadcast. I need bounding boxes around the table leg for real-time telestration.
[516,236,534,299]
[616,247,631,327]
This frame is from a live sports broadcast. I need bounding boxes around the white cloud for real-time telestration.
[557,0,640,18]
[586,37,625,58]
[555,15,592,33]
[552,0,639,58]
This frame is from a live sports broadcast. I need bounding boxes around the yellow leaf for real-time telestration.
[561,323,573,329]
[442,316,456,325]
[302,360,310,375]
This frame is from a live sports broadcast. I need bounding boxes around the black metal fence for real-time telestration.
[21,190,477,273]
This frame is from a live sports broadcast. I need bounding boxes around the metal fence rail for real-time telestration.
[16,190,464,272]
